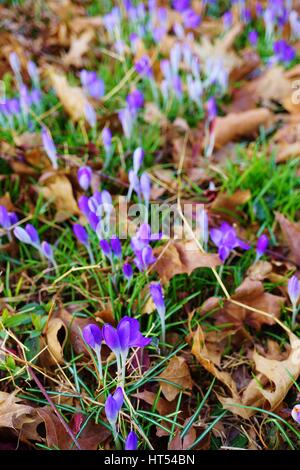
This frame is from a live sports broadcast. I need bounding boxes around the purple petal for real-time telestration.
[82,324,102,349]
[103,324,120,352]
[73,224,88,245]
[125,431,138,450]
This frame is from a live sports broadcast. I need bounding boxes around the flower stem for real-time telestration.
[292,305,298,329]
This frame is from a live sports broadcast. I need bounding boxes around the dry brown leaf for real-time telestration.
[47,68,88,121]
[63,30,94,67]
[215,277,284,330]
[214,108,272,148]
[39,174,79,222]
[40,317,67,365]
[158,356,193,401]
[247,260,273,281]
[220,333,300,418]
[0,392,36,431]
[154,240,221,284]
[133,390,175,416]
[211,189,251,215]
[276,212,300,265]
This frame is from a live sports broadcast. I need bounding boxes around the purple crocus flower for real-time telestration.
[41,241,57,269]
[288,274,300,327]
[133,147,144,174]
[13,224,39,246]
[105,387,124,427]
[127,170,141,202]
[119,107,134,139]
[83,324,103,379]
[83,323,102,349]
[27,61,39,87]
[84,102,97,128]
[102,127,112,150]
[111,235,122,258]
[248,30,258,47]
[126,89,144,113]
[78,166,92,191]
[123,263,133,279]
[183,9,201,29]
[0,206,12,229]
[140,173,151,212]
[172,0,190,12]
[210,222,250,262]
[78,195,90,218]
[134,55,152,77]
[256,234,268,260]
[100,239,111,257]
[80,70,105,99]
[73,223,89,245]
[288,275,300,306]
[207,97,217,122]
[9,52,21,81]
[133,245,156,271]
[292,404,300,424]
[223,11,232,30]
[103,317,151,385]
[41,127,58,170]
[273,39,295,64]
[150,282,166,344]
[125,431,138,450]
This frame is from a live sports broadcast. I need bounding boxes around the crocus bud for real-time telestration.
[41,127,58,170]
[150,282,166,343]
[206,96,217,122]
[78,166,92,191]
[84,102,97,128]
[111,235,122,258]
[292,404,300,423]
[105,387,124,425]
[123,263,133,279]
[102,127,112,149]
[13,226,32,244]
[119,107,134,139]
[82,324,102,350]
[9,52,21,79]
[73,224,89,246]
[140,172,151,206]
[27,61,39,86]
[126,89,144,113]
[78,195,90,217]
[288,275,300,307]
[133,147,144,174]
[125,431,138,450]
[256,234,268,260]
[25,224,40,245]
[100,239,111,256]
[41,241,54,261]
[0,205,10,229]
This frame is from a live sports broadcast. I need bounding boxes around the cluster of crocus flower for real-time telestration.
[13,223,56,270]
[82,317,150,448]
[0,53,41,129]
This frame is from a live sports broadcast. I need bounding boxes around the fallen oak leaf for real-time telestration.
[0,392,37,432]
[214,108,272,148]
[153,240,221,285]
[219,332,300,418]
[40,317,67,366]
[158,356,193,401]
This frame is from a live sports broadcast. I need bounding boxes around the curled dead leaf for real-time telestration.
[158,356,193,401]
[276,212,300,265]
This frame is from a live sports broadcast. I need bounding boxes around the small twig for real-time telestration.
[28,366,81,450]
